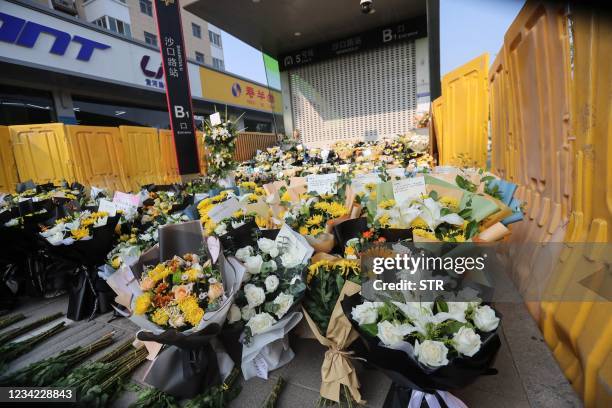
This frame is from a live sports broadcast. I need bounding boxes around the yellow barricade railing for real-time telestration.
[1,124,277,193]
[0,126,17,193]
[66,125,129,192]
[9,123,76,185]
[438,53,490,167]
[483,2,609,405]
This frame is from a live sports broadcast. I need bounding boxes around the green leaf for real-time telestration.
[360,323,378,337]
[458,208,472,218]
[455,175,476,192]
[429,190,439,201]
[464,220,480,239]
[435,299,449,313]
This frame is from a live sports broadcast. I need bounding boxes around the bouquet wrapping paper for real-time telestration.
[302,280,364,404]
[241,311,303,380]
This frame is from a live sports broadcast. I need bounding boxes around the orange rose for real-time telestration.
[207,282,224,301]
[172,285,191,301]
[140,277,155,291]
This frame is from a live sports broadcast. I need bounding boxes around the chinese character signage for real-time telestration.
[279,16,427,71]
[199,67,283,114]
[153,0,199,174]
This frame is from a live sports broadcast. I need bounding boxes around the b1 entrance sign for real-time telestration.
[153,0,200,174]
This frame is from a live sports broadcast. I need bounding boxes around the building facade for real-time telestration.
[0,0,281,132]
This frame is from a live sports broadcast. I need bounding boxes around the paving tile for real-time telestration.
[273,381,323,408]
[466,330,529,402]
[454,387,532,408]
[228,375,276,407]
[496,302,582,408]
[2,295,584,408]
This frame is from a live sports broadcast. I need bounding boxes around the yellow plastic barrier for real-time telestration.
[491,2,572,326]
[118,126,164,191]
[431,96,444,160]
[439,53,489,167]
[538,7,611,406]
[488,49,515,182]
[0,126,17,193]
[9,123,75,185]
[65,125,128,192]
[158,130,181,184]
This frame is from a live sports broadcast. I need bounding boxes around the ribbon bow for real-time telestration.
[407,389,468,408]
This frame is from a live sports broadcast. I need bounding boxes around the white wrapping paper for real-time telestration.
[241,311,303,380]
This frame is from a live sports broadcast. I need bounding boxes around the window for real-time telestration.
[195,52,204,63]
[140,0,153,17]
[208,30,222,47]
[192,23,201,38]
[73,98,170,129]
[0,85,55,126]
[93,16,131,38]
[144,31,157,46]
[212,57,224,70]
[93,17,107,29]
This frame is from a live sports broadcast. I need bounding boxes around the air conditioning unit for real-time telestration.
[52,0,78,16]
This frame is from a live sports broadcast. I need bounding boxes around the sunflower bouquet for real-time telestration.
[282,194,350,253]
[302,258,364,405]
[283,194,349,237]
[133,253,225,331]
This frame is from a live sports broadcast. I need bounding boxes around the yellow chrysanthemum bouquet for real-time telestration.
[40,210,110,246]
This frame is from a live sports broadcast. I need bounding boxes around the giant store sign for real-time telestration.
[0,11,110,61]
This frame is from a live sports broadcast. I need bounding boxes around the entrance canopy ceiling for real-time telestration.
[184,0,427,58]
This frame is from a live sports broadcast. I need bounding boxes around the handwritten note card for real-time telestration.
[210,112,221,126]
[392,176,426,204]
[207,198,240,223]
[306,173,338,195]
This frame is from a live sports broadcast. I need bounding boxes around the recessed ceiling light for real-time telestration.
[294,32,301,36]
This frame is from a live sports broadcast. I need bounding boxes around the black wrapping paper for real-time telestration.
[341,293,500,401]
[137,325,222,399]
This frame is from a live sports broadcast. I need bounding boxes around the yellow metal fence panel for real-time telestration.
[158,130,181,184]
[118,126,163,191]
[9,123,75,185]
[65,125,128,192]
[440,53,489,167]
[0,126,18,193]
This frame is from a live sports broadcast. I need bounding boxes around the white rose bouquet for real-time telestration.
[224,231,311,380]
[343,295,502,407]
